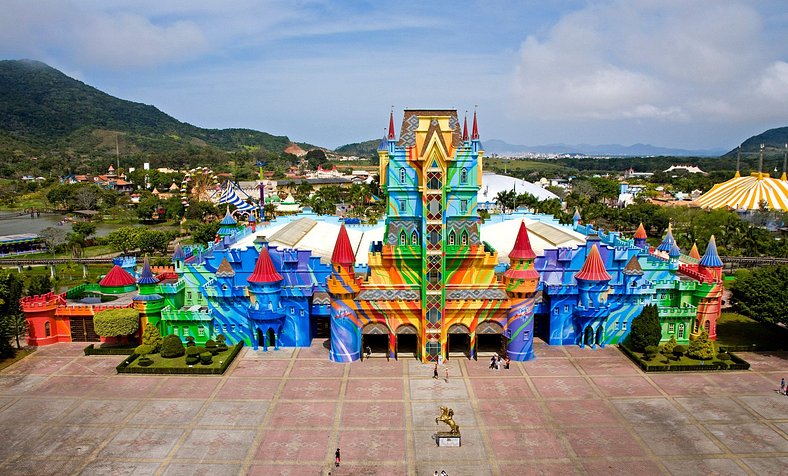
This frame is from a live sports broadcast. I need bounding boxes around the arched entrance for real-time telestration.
[395,324,418,360]
[583,325,594,348]
[595,325,605,347]
[475,320,504,357]
[256,327,279,351]
[361,322,390,360]
[447,323,471,359]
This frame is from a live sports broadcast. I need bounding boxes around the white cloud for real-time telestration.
[510,0,788,124]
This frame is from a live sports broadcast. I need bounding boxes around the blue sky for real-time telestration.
[2,0,788,150]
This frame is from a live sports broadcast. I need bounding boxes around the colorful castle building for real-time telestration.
[21,109,723,363]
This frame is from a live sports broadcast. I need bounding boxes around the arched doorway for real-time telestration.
[361,322,390,360]
[395,325,418,360]
[595,325,605,347]
[583,326,594,348]
[267,328,277,349]
[447,323,471,359]
[475,320,504,357]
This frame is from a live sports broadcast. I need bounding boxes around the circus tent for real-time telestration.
[696,172,788,211]
[212,180,256,212]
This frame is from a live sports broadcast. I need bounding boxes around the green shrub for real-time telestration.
[185,346,202,357]
[185,336,196,347]
[205,339,218,355]
[687,329,715,360]
[216,334,226,343]
[644,345,659,355]
[134,344,154,356]
[185,355,199,365]
[93,308,140,337]
[661,335,677,354]
[673,345,687,357]
[161,334,185,358]
[217,341,228,352]
[200,352,213,365]
[141,323,162,352]
[138,357,153,367]
[717,353,731,361]
[627,305,661,352]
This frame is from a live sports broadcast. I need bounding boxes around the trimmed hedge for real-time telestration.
[619,343,750,372]
[93,308,140,337]
[84,344,135,356]
[116,342,244,375]
[161,334,185,358]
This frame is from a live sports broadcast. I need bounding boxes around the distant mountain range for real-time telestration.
[482,139,728,157]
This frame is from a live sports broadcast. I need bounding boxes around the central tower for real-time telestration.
[379,109,484,361]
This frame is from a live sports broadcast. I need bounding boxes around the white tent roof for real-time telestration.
[478,173,559,204]
[480,217,586,263]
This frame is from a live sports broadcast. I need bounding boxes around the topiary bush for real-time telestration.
[627,305,661,352]
[661,335,677,355]
[673,344,687,357]
[141,323,162,353]
[138,357,153,367]
[216,334,228,351]
[687,329,715,360]
[205,339,218,355]
[185,336,196,347]
[134,344,154,356]
[200,351,213,365]
[93,308,140,337]
[161,334,185,358]
[644,345,659,359]
[717,352,731,361]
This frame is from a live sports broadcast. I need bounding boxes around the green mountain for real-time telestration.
[725,126,788,157]
[334,139,381,157]
[0,59,299,170]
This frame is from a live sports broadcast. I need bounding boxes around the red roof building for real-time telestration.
[99,265,136,287]
[331,224,356,267]
[575,245,612,281]
[248,247,283,284]
[509,221,537,260]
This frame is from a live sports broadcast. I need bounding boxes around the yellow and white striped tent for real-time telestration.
[696,172,788,211]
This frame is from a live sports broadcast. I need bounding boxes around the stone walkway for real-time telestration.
[0,341,786,475]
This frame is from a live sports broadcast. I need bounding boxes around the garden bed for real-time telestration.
[116,343,243,375]
[84,343,136,356]
[619,343,750,372]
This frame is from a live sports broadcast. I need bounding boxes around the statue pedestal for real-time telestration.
[436,432,461,447]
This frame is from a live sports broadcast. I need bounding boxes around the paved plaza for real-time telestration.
[0,341,786,476]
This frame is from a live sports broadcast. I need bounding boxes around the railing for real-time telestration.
[0,257,115,265]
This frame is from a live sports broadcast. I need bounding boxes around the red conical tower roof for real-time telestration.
[388,110,396,140]
[331,224,356,267]
[471,110,479,140]
[462,115,469,142]
[248,246,283,283]
[509,221,536,260]
[634,223,647,239]
[689,242,701,260]
[99,265,136,287]
[575,244,612,281]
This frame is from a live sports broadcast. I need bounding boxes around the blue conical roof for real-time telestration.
[172,242,186,261]
[699,235,723,267]
[220,207,237,226]
[137,256,159,285]
[657,225,675,252]
[669,242,681,258]
[377,134,387,151]
[573,208,581,221]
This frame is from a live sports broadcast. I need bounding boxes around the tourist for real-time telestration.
[489,355,496,369]
[781,377,785,395]
[505,356,510,370]
[365,345,371,359]
[433,363,439,379]
[335,448,341,467]
[444,366,449,382]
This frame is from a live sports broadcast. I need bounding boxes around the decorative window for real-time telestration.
[183,327,189,337]
[668,323,675,334]
[460,199,468,213]
[399,167,406,183]
[290,306,295,314]
[411,231,418,245]
[198,326,205,337]
[222,325,227,333]
[678,323,685,339]
[400,231,407,245]
[399,199,406,213]
[461,231,468,246]
[693,319,699,333]
[523,330,530,341]
[614,321,619,329]
[564,305,568,312]
[448,231,456,245]
[231,324,236,332]
[300,309,305,316]
[44,321,51,337]
[215,324,220,333]
[622,322,627,331]
[222,284,228,291]
[460,167,468,184]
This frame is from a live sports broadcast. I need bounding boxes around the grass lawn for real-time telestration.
[0,348,33,372]
[126,346,239,370]
[716,312,788,350]
[484,158,575,176]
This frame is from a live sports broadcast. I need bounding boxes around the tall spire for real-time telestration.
[689,242,701,260]
[509,221,536,260]
[734,145,741,178]
[172,242,186,261]
[248,246,283,283]
[575,244,611,281]
[758,143,764,178]
[471,110,479,140]
[634,223,647,240]
[572,208,581,224]
[331,224,355,267]
[388,109,396,140]
[462,113,469,142]
[138,256,159,285]
[657,224,675,252]
[699,235,723,268]
[782,143,787,181]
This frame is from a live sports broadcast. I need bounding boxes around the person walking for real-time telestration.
[335,448,341,467]
[781,377,786,395]
[489,355,496,370]
[365,345,372,359]
[444,366,449,383]
[433,363,439,379]
[505,356,510,370]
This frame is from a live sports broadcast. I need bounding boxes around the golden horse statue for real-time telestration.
[435,406,460,434]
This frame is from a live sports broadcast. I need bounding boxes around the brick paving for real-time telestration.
[0,340,786,475]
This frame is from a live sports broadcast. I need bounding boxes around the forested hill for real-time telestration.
[0,59,292,155]
[334,139,380,157]
[725,126,788,157]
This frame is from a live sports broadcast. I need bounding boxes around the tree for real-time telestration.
[191,221,221,245]
[93,308,140,337]
[71,222,96,240]
[137,229,170,255]
[105,226,140,254]
[627,305,662,352]
[687,329,715,360]
[161,334,185,358]
[39,226,67,257]
[0,272,26,350]
[27,275,52,296]
[661,335,677,355]
[730,266,788,327]
[141,323,162,353]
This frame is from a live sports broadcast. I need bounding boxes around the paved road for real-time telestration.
[0,341,786,475]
